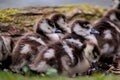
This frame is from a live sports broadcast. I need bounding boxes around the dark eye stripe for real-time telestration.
[47,20,54,28]
[84,26,90,29]
[93,53,97,59]
[92,47,99,59]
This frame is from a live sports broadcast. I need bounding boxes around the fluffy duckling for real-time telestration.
[10,18,60,73]
[103,9,120,27]
[29,20,100,77]
[29,40,100,77]
[112,0,120,9]
[102,2,120,61]
[0,33,13,69]
[103,0,120,27]
[51,13,71,38]
[63,19,99,45]
[34,18,60,41]
[93,17,120,69]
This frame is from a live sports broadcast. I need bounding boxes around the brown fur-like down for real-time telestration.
[93,17,120,66]
[34,18,60,41]
[112,0,120,22]
[10,18,60,73]
[102,8,120,60]
[112,0,120,9]
[62,19,94,47]
[51,13,71,38]
[103,9,120,27]
[29,40,100,77]
[10,33,47,72]
[34,18,54,34]
[0,34,13,69]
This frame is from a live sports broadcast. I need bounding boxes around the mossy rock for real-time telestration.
[0,5,107,31]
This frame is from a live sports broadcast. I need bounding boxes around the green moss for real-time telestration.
[0,14,13,21]
[0,5,106,30]
[0,9,19,23]
[0,9,19,15]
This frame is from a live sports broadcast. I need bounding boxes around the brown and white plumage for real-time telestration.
[10,18,60,73]
[92,17,120,69]
[29,20,100,77]
[29,39,100,77]
[0,33,13,69]
[51,13,71,38]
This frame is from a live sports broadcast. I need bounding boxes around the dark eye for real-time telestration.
[84,24,90,29]
[85,26,89,29]
[93,52,98,59]
[48,21,54,27]
[94,55,97,59]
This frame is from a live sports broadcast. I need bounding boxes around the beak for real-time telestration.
[90,28,100,34]
[55,29,62,33]
[92,62,99,70]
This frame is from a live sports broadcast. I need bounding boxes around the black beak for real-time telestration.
[90,29,100,34]
[55,29,62,33]
[92,62,99,70]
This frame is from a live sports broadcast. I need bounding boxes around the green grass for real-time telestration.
[0,70,120,80]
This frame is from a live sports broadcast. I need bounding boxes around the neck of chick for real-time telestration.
[46,33,60,41]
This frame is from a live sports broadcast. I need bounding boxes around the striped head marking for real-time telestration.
[72,20,93,36]
[37,19,55,34]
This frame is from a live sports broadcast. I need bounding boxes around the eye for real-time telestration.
[48,21,53,26]
[94,55,97,59]
[93,53,98,59]
[84,24,90,29]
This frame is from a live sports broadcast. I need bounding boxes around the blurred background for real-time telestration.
[0,0,113,36]
[0,0,112,9]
